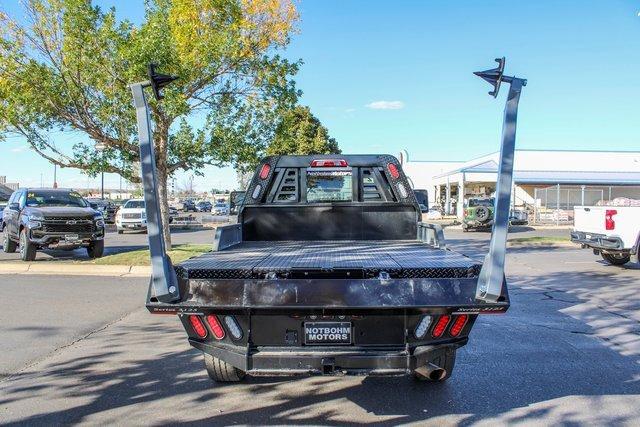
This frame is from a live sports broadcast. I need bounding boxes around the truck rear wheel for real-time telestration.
[87,240,105,258]
[3,226,17,253]
[204,353,246,382]
[601,252,631,266]
[19,229,36,261]
[413,348,456,382]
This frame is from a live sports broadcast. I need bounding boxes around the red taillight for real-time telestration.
[259,164,271,180]
[310,159,348,167]
[605,209,617,231]
[387,163,400,179]
[449,315,469,337]
[205,315,225,340]
[431,315,450,338]
[188,315,207,339]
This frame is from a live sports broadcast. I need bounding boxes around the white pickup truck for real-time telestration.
[572,206,640,265]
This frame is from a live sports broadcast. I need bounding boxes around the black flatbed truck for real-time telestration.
[130,59,526,382]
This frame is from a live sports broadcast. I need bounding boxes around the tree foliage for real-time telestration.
[0,0,300,246]
[267,105,340,156]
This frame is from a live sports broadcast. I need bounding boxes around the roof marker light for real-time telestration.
[387,163,400,179]
[310,159,348,167]
[259,164,271,180]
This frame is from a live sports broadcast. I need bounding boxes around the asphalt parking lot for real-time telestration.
[1,228,639,424]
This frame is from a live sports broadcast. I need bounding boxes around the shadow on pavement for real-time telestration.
[2,266,640,425]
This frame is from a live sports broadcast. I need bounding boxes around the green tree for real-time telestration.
[267,105,340,156]
[0,0,300,247]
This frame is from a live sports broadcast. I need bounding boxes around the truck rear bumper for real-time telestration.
[571,231,626,251]
[190,340,465,376]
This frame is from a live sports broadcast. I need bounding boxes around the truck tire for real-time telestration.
[204,353,246,382]
[601,252,631,266]
[19,229,36,261]
[87,240,105,258]
[413,348,456,382]
[3,226,17,253]
[117,229,124,234]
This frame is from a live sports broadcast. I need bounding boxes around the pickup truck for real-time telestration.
[1,188,105,260]
[130,58,524,383]
[149,155,512,382]
[572,206,640,265]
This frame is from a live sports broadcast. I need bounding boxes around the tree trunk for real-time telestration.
[155,124,172,250]
[156,165,172,250]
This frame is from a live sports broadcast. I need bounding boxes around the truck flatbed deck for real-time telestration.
[176,240,481,280]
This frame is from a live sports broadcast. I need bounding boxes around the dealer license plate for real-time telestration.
[64,234,79,242]
[304,322,352,345]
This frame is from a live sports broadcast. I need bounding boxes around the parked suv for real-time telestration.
[463,197,495,232]
[115,199,147,234]
[1,188,105,261]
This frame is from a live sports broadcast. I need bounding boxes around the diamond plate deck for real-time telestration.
[176,241,481,279]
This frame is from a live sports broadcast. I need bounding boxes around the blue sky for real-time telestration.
[1,0,639,191]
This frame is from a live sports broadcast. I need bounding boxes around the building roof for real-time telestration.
[0,183,13,200]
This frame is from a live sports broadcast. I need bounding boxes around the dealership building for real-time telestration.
[400,149,640,223]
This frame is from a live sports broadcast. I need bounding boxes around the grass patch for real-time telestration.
[508,236,571,245]
[95,244,211,266]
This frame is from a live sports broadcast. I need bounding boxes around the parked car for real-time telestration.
[1,188,105,261]
[115,199,147,234]
[229,191,245,215]
[182,199,197,212]
[572,205,639,266]
[196,201,212,212]
[462,197,494,232]
[168,206,178,224]
[212,202,229,215]
[86,198,117,223]
[426,209,443,220]
[509,208,529,226]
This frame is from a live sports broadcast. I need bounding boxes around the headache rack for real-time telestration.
[130,59,527,313]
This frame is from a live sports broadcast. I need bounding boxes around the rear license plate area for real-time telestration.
[304,322,352,345]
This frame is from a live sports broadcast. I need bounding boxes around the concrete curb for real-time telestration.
[0,262,151,277]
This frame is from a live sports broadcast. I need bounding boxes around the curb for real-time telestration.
[0,262,151,277]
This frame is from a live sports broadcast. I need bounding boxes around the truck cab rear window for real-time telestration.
[306,170,352,203]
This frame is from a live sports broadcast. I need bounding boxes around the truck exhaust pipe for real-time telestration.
[415,363,447,381]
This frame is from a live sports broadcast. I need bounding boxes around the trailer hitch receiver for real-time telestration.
[474,58,527,303]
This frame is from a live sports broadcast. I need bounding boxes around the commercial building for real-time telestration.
[400,149,640,224]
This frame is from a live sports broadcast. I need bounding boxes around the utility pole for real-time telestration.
[53,164,58,188]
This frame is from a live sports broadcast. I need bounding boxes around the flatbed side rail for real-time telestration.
[213,223,243,251]
[418,222,447,249]
[474,58,527,302]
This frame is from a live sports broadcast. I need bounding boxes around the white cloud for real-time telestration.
[365,100,405,110]
[11,146,28,153]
